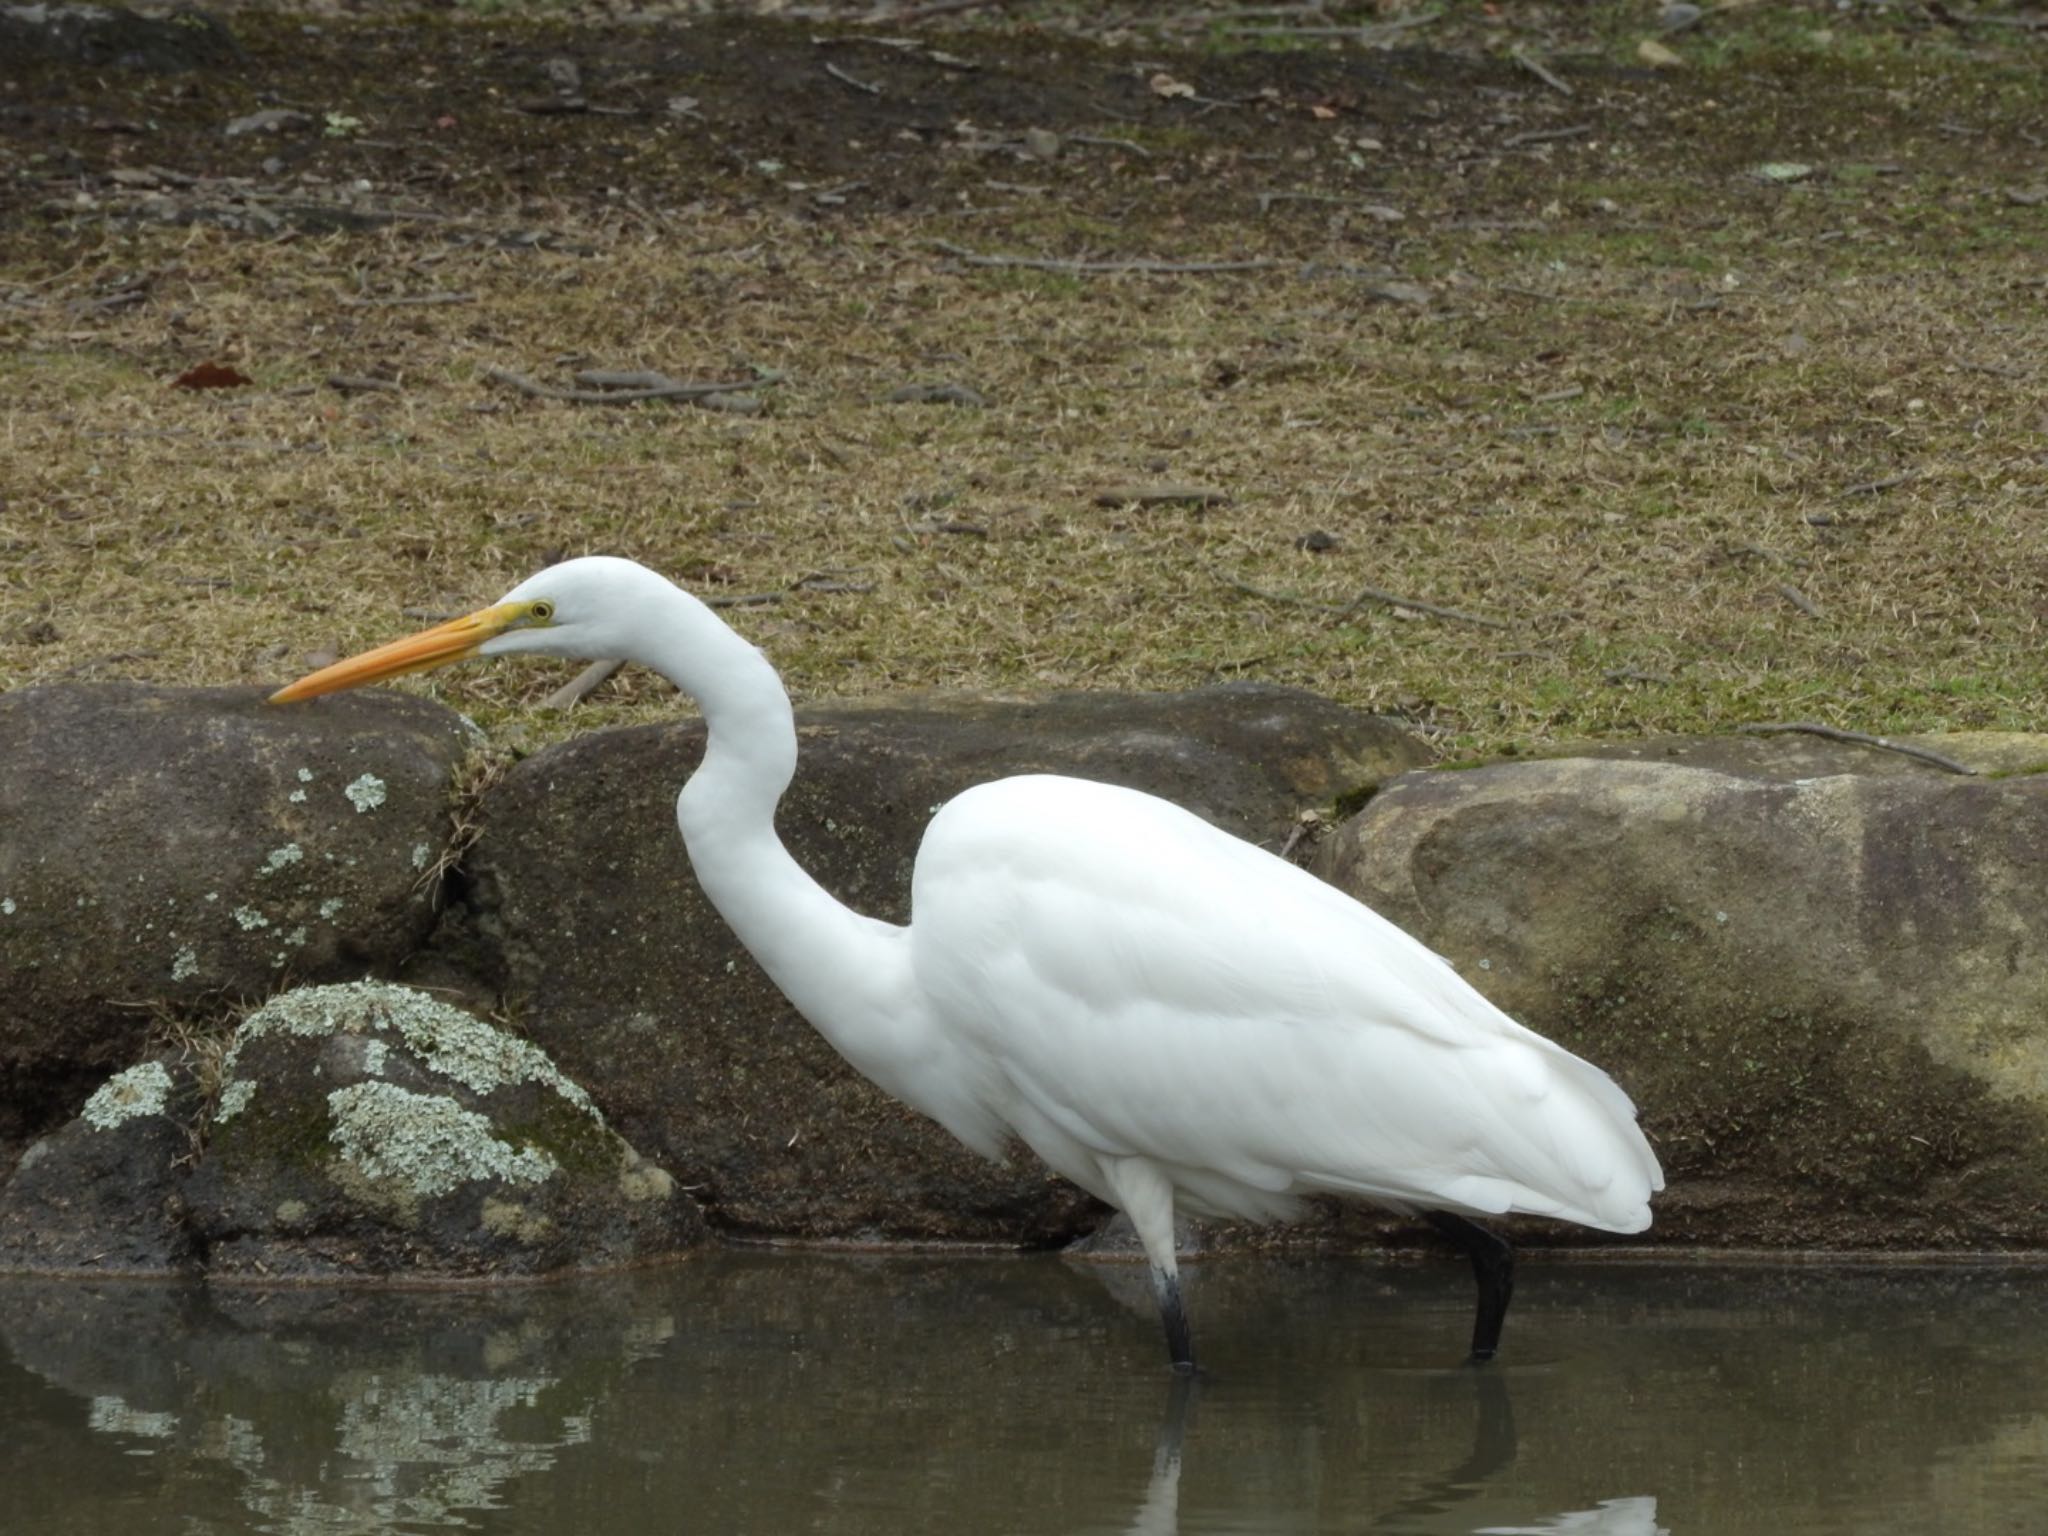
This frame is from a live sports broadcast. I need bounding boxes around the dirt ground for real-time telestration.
[2,2,2045,759]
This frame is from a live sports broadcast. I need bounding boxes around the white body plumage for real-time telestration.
[274,554,1663,1366]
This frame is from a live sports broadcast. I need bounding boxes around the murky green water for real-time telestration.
[2,1254,2043,1534]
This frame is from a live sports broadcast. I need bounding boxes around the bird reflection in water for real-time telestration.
[1114,1363,1663,1536]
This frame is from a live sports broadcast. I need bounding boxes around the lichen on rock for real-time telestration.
[221,980,600,1117]
[345,773,388,813]
[185,979,704,1279]
[327,1081,559,1199]
[81,1061,174,1131]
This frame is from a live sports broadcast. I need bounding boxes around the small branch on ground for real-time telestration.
[1738,723,1979,776]
[485,365,775,413]
[1510,48,1574,97]
[931,240,1282,275]
[1225,9,1441,42]
[1337,583,1510,629]
[338,291,477,308]
[824,62,882,94]
[1068,134,1153,158]
[543,658,624,711]
[1503,122,1593,148]
[1839,471,1917,496]
[883,0,1012,23]
[1257,190,1400,215]
[326,375,400,394]
[1096,484,1230,508]
[1774,582,1824,618]
[1211,567,1509,629]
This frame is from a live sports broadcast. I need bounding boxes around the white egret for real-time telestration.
[272,556,1663,1368]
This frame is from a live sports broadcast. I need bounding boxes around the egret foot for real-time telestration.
[1425,1211,1515,1362]
[1152,1264,1197,1372]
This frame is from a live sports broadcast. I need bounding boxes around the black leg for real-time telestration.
[1363,1369,1518,1530]
[1425,1211,1516,1362]
[1152,1264,1197,1373]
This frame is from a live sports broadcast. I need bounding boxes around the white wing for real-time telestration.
[909,775,1662,1231]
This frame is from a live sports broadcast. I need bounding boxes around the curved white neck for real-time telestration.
[630,587,915,1072]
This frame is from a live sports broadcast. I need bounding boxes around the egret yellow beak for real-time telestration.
[268,601,529,704]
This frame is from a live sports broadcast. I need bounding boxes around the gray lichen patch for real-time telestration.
[328,1082,559,1199]
[215,1078,255,1123]
[82,1061,175,1130]
[223,980,601,1121]
[345,773,389,813]
[258,843,304,877]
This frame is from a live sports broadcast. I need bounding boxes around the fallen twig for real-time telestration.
[326,374,401,394]
[1211,567,1508,629]
[338,291,476,308]
[1503,122,1593,148]
[824,62,883,94]
[703,592,784,610]
[1511,48,1574,97]
[1068,133,1153,158]
[1337,582,1510,629]
[1257,190,1401,216]
[1738,722,1978,776]
[931,240,1281,275]
[544,658,624,711]
[1225,8,1441,41]
[1775,581,1824,618]
[485,365,772,412]
[1096,484,1230,508]
[886,0,1011,21]
[1839,471,1917,496]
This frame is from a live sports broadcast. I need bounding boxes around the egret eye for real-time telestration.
[530,600,555,623]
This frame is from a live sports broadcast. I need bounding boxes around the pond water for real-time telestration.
[1,1253,2042,1535]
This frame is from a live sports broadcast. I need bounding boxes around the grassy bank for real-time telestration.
[2,2,2042,758]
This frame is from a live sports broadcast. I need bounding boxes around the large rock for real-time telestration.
[0,1056,202,1275]
[1317,744,2048,1248]
[183,981,705,1278]
[0,684,475,1170]
[452,684,1427,1243]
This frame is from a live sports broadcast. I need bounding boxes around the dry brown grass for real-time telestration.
[3,8,2044,760]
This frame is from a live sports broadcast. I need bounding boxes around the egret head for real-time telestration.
[269,555,666,704]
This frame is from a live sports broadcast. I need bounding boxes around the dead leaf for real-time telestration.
[172,362,252,390]
[1637,39,1685,68]
[1149,73,1195,100]
[1309,104,1339,120]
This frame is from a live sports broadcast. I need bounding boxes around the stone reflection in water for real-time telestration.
[0,1276,678,1534]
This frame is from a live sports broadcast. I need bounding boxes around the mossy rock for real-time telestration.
[184,981,705,1278]
[0,1056,203,1276]
[0,683,474,1174]
[1316,747,2048,1250]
